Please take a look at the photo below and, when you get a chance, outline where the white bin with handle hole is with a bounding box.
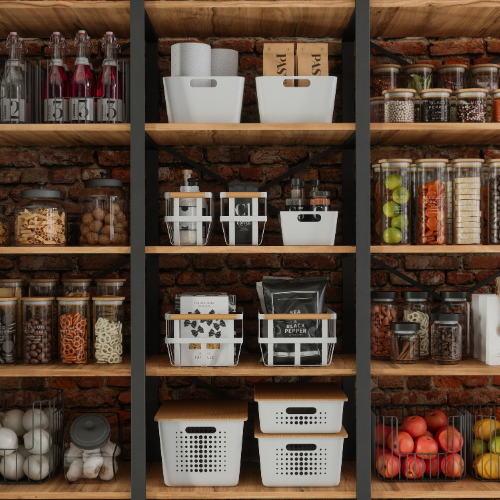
[255,418,347,487]
[156,399,248,487]
[163,76,245,123]
[255,383,347,434]
[280,211,338,246]
[256,76,337,123]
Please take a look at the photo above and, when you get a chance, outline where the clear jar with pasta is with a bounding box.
[93,297,124,364]
[95,278,126,297]
[383,89,415,123]
[370,97,385,123]
[371,64,401,97]
[22,297,54,365]
[456,89,488,122]
[440,291,470,359]
[437,63,467,93]
[0,298,19,364]
[402,63,434,94]
[0,205,11,246]
[401,291,431,358]
[470,63,500,92]
[62,278,91,298]
[58,297,90,364]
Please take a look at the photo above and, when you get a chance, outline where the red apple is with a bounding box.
[440,453,464,478]
[402,455,424,479]
[414,435,439,460]
[423,431,434,438]
[375,424,392,445]
[402,415,427,439]
[435,425,463,453]
[387,430,414,457]
[376,452,400,479]
[375,446,388,459]
[424,456,440,477]
[424,410,448,433]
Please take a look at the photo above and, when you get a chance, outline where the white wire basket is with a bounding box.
[220,192,267,246]
[254,383,347,434]
[165,310,243,367]
[280,211,338,246]
[255,418,347,487]
[258,309,337,367]
[164,192,213,246]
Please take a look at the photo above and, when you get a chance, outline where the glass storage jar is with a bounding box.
[93,297,124,364]
[440,291,470,359]
[0,205,11,246]
[452,159,483,245]
[67,212,80,246]
[390,322,420,364]
[15,183,67,246]
[379,159,411,245]
[431,312,462,365]
[470,63,500,92]
[410,164,417,245]
[401,291,431,358]
[483,164,489,244]
[416,159,447,245]
[414,96,421,122]
[79,174,129,246]
[58,297,90,364]
[445,164,453,244]
[371,63,401,97]
[488,160,500,244]
[450,97,457,122]
[0,298,19,364]
[64,412,122,484]
[22,297,54,365]
[420,89,452,122]
[487,94,493,122]
[371,291,398,360]
[372,164,381,245]
[383,89,416,123]
[0,279,24,359]
[403,63,434,94]
[62,278,91,297]
[95,278,126,297]
[370,97,385,123]
[437,63,468,93]
[456,89,488,122]
[310,191,330,211]
[492,89,500,122]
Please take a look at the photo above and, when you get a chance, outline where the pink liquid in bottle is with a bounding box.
[44,32,69,123]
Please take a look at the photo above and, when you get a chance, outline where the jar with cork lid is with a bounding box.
[93,297,124,364]
[62,278,92,297]
[22,297,54,365]
[95,278,126,297]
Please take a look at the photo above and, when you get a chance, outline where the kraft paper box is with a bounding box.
[296,43,329,87]
[263,43,295,87]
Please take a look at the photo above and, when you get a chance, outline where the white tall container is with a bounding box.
[156,400,248,487]
[171,42,211,87]
[211,48,238,76]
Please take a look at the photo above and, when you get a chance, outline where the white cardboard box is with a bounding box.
[485,295,500,366]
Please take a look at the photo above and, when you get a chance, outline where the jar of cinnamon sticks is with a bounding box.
[390,322,420,364]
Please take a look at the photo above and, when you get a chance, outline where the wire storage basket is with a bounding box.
[371,404,465,482]
[258,309,336,367]
[0,388,64,484]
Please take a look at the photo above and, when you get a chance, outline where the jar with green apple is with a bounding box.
[372,164,381,244]
[379,159,411,245]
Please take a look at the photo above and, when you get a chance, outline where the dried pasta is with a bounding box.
[403,309,430,357]
[95,317,123,364]
[16,208,66,246]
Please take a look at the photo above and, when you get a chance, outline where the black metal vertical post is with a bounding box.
[356,0,371,497]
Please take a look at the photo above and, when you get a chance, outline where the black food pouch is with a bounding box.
[228,182,258,245]
[262,276,328,366]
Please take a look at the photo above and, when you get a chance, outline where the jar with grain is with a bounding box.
[470,63,500,92]
[93,297,124,364]
[58,297,90,364]
[437,63,468,93]
[371,291,398,360]
[370,97,385,123]
[390,322,420,364]
[420,89,452,122]
[431,312,462,365]
[95,278,126,297]
[401,291,430,358]
[0,298,19,364]
[79,174,129,246]
[62,278,92,297]
[402,63,434,94]
[456,89,488,122]
[439,291,470,359]
[371,64,401,97]
[0,206,11,246]
[21,297,54,365]
[383,89,416,123]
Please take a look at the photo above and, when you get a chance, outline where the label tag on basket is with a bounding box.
[263,43,295,87]
[296,43,328,88]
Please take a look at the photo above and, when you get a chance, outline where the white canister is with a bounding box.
[171,42,211,87]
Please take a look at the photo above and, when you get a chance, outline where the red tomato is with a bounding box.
[435,425,463,453]
[424,456,440,476]
[440,453,464,478]
[423,431,434,438]
[424,410,448,433]
[375,424,392,445]
[402,415,427,439]
[414,435,439,459]
[402,455,424,479]
[376,452,400,479]
[387,430,414,457]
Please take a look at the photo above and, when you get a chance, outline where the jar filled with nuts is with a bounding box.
[431,312,462,365]
[58,297,90,364]
[61,278,91,297]
[79,174,129,246]
[15,183,67,246]
[21,297,54,365]
[440,290,470,358]
[95,278,126,297]
[371,291,398,360]
[0,205,11,246]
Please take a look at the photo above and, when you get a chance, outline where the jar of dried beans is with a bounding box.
[416,159,447,245]
[79,173,129,246]
[492,89,500,122]
[420,89,452,122]
[93,297,124,364]
[0,206,11,247]
[62,278,92,297]
[58,297,90,364]
[22,297,54,365]
[437,63,468,94]
[456,89,488,122]
[383,89,416,123]
[370,97,384,123]
[470,63,500,92]
[390,322,420,364]
[371,63,401,97]
[15,183,67,246]
[371,291,398,360]
[402,63,434,94]
[95,278,126,297]
[431,312,462,365]
[401,291,430,358]
[488,160,500,244]
[439,291,470,359]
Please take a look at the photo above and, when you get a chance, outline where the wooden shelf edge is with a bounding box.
[146,246,355,254]
[0,246,131,254]
[372,245,500,254]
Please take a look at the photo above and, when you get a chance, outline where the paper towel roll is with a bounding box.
[171,43,211,87]
[211,49,239,77]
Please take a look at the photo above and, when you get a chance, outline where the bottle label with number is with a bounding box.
[2,98,26,123]
[70,97,94,122]
[97,98,123,123]
[44,98,68,123]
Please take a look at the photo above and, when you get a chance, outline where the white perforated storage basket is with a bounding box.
[255,419,347,487]
[255,383,347,434]
[156,400,248,487]
[280,211,338,246]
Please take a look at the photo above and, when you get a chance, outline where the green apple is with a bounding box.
[489,436,500,454]
[471,439,488,456]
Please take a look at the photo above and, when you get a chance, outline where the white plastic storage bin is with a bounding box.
[255,418,347,487]
[256,76,337,123]
[155,400,248,487]
[165,192,213,246]
[163,76,245,123]
[165,310,243,367]
[280,211,338,246]
[220,192,267,246]
[254,383,347,434]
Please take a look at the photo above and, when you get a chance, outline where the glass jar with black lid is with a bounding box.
[401,291,430,358]
[371,291,398,360]
[431,312,462,365]
[286,179,307,211]
[439,290,470,358]
[390,322,420,364]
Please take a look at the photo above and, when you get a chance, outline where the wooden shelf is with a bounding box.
[372,245,500,254]
[371,123,500,146]
[0,462,130,499]
[372,357,499,376]
[0,1,130,39]
[146,461,356,499]
[371,0,500,38]
[146,124,355,147]
[1,356,131,377]
[146,353,356,377]
[0,125,130,147]
[0,246,130,254]
[146,246,355,254]
[145,1,354,38]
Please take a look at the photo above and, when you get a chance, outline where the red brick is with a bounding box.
[177,271,202,285]
[430,39,484,55]
[282,254,337,270]
[0,171,20,184]
[158,167,170,182]
[419,271,445,286]
[493,376,500,386]
[371,256,399,269]
[487,39,500,53]
[250,149,308,165]
[264,166,288,181]
[202,166,239,181]
[20,168,48,184]
[112,169,130,183]
[245,376,272,386]
[389,271,417,286]
[0,258,13,270]
[0,189,8,200]
[205,269,238,285]
[159,389,172,403]
[193,254,224,269]
[65,390,117,408]
[464,255,500,269]
[240,167,263,181]
[320,168,342,183]
[51,169,79,184]
[20,256,73,271]
[39,150,93,166]
[159,273,176,286]
[118,391,131,406]
[97,151,130,167]
[434,375,462,388]
[78,255,129,271]
[214,377,240,388]
[0,378,21,389]
[0,151,36,167]
[448,389,500,405]
[405,255,460,270]
[107,376,131,388]
[407,376,432,390]
[212,39,255,52]
[158,39,202,55]
[159,148,203,164]
[82,168,106,180]
[372,41,427,56]
[78,376,105,389]
[227,254,280,269]
[371,391,391,404]
[158,255,189,269]
[48,377,77,389]
[378,376,404,389]
[463,375,489,387]
[239,57,263,71]
[446,271,474,285]
[393,390,447,405]
[205,148,248,163]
